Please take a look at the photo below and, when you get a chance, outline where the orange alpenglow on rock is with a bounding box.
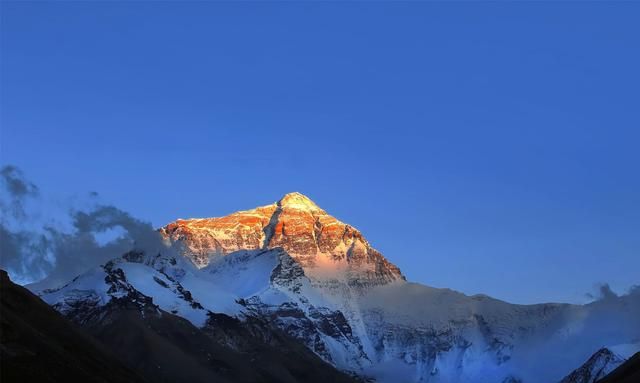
[160,192,404,288]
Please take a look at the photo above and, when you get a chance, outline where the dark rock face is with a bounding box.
[270,249,306,292]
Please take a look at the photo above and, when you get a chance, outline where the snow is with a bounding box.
[253,287,294,307]
[364,359,417,383]
[39,267,111,307]
[116,263,210,326]
[321,333,363,371]
[608,342,640,359]
[279,192,322,211]
[202,250,279,298]
[179,273,242,316]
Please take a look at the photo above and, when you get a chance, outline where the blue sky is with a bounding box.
[1,2,639,304]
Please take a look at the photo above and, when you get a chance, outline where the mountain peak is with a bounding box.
[277,192,321,211]
[160,193,405,286]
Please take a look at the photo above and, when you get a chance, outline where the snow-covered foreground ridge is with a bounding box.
[36,192,640,383]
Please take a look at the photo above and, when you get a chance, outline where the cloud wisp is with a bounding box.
[0,165,178,287]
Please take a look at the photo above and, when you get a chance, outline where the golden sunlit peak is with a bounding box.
[278,192,321,211]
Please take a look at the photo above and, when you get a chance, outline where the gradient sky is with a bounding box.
[2,2,639,304]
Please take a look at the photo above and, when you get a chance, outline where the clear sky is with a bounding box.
[1,2,639,304]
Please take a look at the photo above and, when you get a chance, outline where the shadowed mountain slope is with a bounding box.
[0,269,146,383]
[598,352,640,383]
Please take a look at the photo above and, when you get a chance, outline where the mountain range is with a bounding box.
[6,192,639,382]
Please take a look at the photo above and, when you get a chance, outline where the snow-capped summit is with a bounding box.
[278,191,323,212]
[160,192,404,289]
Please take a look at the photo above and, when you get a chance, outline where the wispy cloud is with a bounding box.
[0,165,177,287]
[0,165,39,220]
